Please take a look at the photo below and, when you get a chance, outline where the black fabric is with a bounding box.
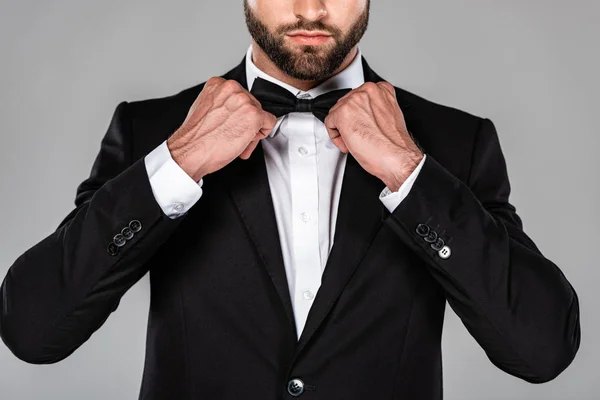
[250,76,352,122]
[0,53,580,400]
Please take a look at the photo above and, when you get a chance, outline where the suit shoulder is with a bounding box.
[392,84,485,129]
[111,81,209,159]
[390,85,489,181]
[125,81,208,118]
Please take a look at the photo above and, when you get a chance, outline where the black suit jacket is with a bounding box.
[0,54,580,399]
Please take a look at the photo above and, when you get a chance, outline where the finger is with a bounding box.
[187,80,220,119]
[203,76,225,96]
[377,81,395,96]
[258,110,278,138]
[185,100,200,119]
[246,91,264,110]
[205,76,224,88]
[377,81,400,108]
[239,139,260,160]
[329,131,349,153]
[324,113,349,153]
[251,131,265,141]
[327,93,351,116]
[243,123,273,160]
[214,79,245,107]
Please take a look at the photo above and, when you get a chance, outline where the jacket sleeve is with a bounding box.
[384,117,581,383]
[0,101,188,364]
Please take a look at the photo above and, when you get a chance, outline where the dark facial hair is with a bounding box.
[243,0,370,81]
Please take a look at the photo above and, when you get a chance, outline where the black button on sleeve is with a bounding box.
[129,220,142,233]
[431,237,445,251]
[113,233,126,247]
[121,226,134,240]
[107,242,119,256]
[424,230,438,243]
[415,223,430,237]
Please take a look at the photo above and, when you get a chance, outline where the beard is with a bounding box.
[243,0,370,81]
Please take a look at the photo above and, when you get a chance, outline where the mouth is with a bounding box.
[286,31,332,45]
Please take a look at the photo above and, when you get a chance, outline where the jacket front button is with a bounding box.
[107,242,119,256]
[287,378,305,397]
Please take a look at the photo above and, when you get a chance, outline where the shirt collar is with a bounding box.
[245,43,365,138]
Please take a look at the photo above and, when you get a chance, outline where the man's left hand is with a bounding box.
[324,81,424,192]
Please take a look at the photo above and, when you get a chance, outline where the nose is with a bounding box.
[293,0,328,21]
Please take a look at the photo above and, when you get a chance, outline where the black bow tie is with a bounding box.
[249,76,352,123]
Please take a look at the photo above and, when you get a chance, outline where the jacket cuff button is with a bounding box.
[121,226,134,240]
[129,220,142,233]
[107,242,119,256]
[415,223,430,237]
[438,245,451,259]
[424,230,438,243]
[113,233,126,247]
[431,237,445,251]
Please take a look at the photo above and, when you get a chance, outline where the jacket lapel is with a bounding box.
[220,53,414,355]
[221,56,298,337]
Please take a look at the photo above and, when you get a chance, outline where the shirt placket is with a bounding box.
[289,103,322,337]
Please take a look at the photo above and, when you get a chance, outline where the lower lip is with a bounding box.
[287,35,331,45]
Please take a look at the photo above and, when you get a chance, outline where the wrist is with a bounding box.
[383,151,423,192]
[167,136,207,182]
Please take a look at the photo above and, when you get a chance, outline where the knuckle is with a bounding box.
[380,81,395,93]
[224,92,251,111]
[363,82,377,91]
[206,76,223,86]
[240,102,260,117]
[221,79,240,92]
[232,91,249,103]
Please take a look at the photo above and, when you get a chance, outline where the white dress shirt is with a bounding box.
[143,44,426,339]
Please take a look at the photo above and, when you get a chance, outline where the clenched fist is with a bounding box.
[166,76,278,182]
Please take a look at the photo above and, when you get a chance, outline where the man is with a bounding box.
[0,0,580,399]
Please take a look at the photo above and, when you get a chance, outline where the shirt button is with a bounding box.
[298,146,308,155]
[173,202,185,213]
[300,212,311,223]
[302,289,314,300]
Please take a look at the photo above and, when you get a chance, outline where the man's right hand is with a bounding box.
[167,76,278,182]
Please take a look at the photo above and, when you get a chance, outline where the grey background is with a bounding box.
[0,0,598,399]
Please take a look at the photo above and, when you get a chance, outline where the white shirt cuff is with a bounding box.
[379,154,426,213]
[144,140,203,219]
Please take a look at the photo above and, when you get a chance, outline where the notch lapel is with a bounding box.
[221,56,298,336]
